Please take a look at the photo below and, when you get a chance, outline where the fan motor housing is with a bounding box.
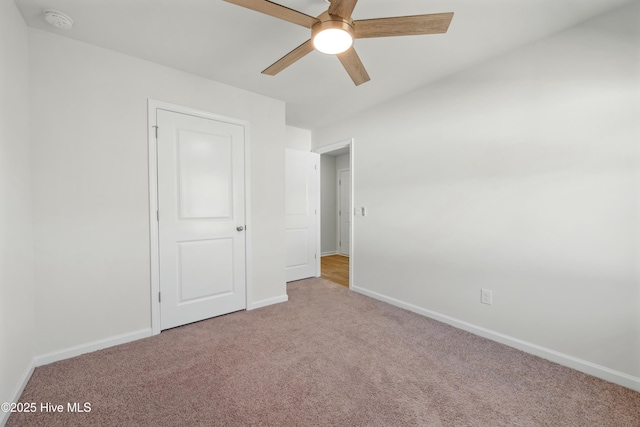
[311,14,355,40]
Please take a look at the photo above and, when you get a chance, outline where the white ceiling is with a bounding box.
[15,0,634,129]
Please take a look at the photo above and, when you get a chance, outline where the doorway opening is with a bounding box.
[314,139,353,289]
[321,254,349,287]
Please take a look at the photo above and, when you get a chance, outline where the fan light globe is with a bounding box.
[313,28,353,54]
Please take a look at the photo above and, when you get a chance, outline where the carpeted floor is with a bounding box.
[7,278,640,426]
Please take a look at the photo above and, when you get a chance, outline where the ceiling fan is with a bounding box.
[224,0,454,86]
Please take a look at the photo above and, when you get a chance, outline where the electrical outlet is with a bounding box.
[481,289,493,305]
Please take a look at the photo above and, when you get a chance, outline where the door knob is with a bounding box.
[236,226,244,232]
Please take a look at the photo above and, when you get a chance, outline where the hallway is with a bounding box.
[320,255,349,287]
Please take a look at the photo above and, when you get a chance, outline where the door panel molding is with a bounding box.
[148,100,252,335]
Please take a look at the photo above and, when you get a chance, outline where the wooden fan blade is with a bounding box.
[262,39,315,76]
[337,47,370,86]
[328,0,359,19]
[354,12,454,39]
[224,0,319,28]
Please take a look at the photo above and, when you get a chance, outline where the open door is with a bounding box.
[285,149,319,282]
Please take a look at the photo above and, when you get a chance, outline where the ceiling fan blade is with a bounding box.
[328,0,359,19]
[337,47,370,86]
[262,39,315,76]
[354,12,454,39]
[224,0,319,28]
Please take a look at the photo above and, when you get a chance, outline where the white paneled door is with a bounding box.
[157,109,246,330]
[338,169,351,256]
[285,149,319,282]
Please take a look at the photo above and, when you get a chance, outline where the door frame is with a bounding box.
[313,138,354,289]
[337,167,350,257]
[148,99,252,335]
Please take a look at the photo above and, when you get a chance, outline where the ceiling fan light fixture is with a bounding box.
[225,0,454,86]
[312,19,354,55]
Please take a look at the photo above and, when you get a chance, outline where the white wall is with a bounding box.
[321,155,337,254]
[336,153,350,172]
[0,0,35,415]
[29,29,286,357]
[285,126,311,151]
[314,2,640,387]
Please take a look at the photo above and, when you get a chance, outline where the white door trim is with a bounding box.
[313,139,352,155]
[148,99,252,335]
[315,154,321,277]
[313,138,354,289]
[337,167,350,257]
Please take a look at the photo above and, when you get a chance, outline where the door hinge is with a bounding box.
[156,210,159,221]
[339,210,341,216]
[153,126,158,139]
[158,292,161,303]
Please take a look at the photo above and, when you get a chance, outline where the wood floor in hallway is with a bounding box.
[321,255,349,287]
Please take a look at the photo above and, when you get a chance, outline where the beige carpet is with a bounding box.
[8,278,640,426]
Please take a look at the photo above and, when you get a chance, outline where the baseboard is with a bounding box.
[1,361,35,427]
[321,251,337,257]
[248,294,288,310]
[352,285,640,393]
[34,328,153,367]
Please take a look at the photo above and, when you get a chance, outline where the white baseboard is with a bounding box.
[321,251,337,257]
[352,285,640,393]
[248,294,288,310]
[34,328,153,367]
[1,361,35,427]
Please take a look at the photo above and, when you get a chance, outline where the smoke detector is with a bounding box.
[43,9,74,29]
